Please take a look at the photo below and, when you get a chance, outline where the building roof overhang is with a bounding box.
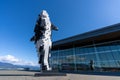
[52,23,120,50]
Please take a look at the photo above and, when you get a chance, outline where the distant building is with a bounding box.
[50,23,120,72]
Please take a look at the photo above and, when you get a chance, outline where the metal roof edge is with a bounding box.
[53,23,120,46]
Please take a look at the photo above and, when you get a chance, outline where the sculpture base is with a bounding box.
[34,71,66,76]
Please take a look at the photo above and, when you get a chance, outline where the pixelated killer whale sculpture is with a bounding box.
[30,10,58,71]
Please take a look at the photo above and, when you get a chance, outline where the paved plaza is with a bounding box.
[0,70,120,80]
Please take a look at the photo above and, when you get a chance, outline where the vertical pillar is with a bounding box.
[57,48,61,71]
[93,40,101,68]
[73,44,77,71]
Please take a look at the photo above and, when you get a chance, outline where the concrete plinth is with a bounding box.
[34,71,66,76]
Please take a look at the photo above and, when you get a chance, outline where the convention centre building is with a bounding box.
[50,23,120,72]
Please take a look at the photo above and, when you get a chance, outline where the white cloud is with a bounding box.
[0,55,19,63]
[0,55,38,66]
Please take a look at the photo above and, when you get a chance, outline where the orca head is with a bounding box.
[40,10,49,19]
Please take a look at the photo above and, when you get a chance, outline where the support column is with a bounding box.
[73,45,77,71]
[58,48,62,71]
[92,40,101,68]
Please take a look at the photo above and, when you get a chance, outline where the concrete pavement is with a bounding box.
[0,70,120,80]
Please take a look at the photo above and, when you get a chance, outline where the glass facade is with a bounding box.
[50,40,120,71]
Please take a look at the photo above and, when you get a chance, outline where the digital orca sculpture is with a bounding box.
[30,10,58,71]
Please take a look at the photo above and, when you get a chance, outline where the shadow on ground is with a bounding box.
[0,74,33,76]
[63,71,120,77]
[0,70,66,77]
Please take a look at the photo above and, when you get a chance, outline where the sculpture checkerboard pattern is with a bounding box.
[30,10,58,71]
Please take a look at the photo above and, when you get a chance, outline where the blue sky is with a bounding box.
[0,0,120,66]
